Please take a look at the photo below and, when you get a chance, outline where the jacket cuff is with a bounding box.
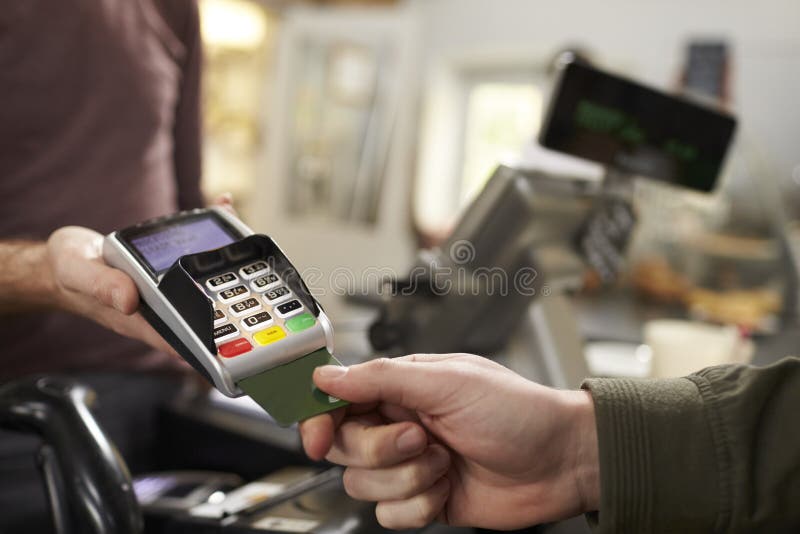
[581,377,721,533]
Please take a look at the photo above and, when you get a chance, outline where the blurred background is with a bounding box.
[10,3,799,532]
[198,0,800,331]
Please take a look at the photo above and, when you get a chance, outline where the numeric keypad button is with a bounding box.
[229,297,262,317]
[205,273,239,292]
[218,285,250,304]
[251,273,280,292]
[242,311,273,331]
[263,286,291,304]
[239,261,269,280]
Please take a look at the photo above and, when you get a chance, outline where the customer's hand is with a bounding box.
[299,354,599,530]
[45,226,178,357]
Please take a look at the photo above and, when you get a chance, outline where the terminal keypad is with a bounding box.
[204,261,316,359]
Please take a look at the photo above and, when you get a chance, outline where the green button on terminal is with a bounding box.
[285,313,315,332]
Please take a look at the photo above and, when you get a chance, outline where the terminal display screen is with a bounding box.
[130,216,236,273]
[539,62,737,192]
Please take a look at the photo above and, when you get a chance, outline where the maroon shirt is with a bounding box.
[0,0,204,379]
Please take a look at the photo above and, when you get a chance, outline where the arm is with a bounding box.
[584,356,800,533]
[0,241,56,313]
[300,354,800,532]
[0,227,175,355]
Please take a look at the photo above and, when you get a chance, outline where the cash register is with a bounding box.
[369,60,737,387]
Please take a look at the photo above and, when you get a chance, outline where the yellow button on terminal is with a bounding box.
[253,326,286,346]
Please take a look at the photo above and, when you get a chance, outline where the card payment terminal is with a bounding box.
[103,207,348,426]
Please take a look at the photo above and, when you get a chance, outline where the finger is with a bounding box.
[348,401,379,416]
[343,444,450,501]
[375,477,450,530]
[378,403,421,424]
[59,259,139,315]
[313,358,454,413]
[213,192,233,207]
[128,314,179,357]
[185,370,214,395]
[111,312,179,357]
[326,419,427,468]
[212,193,237,216]
[299,408,347,461]
[62,259,139,314]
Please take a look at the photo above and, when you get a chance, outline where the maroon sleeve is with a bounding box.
[172,0,205,210]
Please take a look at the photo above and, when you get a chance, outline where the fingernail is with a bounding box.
[316,365,347,380]
[396,426,426,454]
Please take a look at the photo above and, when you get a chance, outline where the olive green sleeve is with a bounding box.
[582,357,800,533]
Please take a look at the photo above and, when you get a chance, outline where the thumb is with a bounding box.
[59,256,140,315]
[313,358,451,413]
[82,262,140,314]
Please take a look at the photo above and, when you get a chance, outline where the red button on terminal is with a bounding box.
[218,338,252,358]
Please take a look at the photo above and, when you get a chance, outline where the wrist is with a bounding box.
[569,390,600,512]
[0,241,59,312]
[26,242,61,308]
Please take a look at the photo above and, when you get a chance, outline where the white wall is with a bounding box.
[254,0,800,319]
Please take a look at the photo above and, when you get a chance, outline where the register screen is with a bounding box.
[130,217,236,273]
[540,62,736,192]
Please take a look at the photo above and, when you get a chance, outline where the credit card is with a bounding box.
[238,348,349,427]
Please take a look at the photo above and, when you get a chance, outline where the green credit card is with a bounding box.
[238,348,349,427]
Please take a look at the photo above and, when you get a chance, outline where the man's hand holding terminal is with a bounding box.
[299,354,600,530]
[0,196,237,358]
[0,226,176,356]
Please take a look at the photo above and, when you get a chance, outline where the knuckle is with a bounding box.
[341,469,361,499]
[375,505,393,529]
[456,354,480,368]
[368,357,393,374]
[402,463,428,494]
[375,504,412,530]
[415,494,441,526]
[428,447,450,475]
[405,353,432,363]
[363,437,384,468]
[47,227,69,248]
[361,424,396,468]
[323,450,340,465]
